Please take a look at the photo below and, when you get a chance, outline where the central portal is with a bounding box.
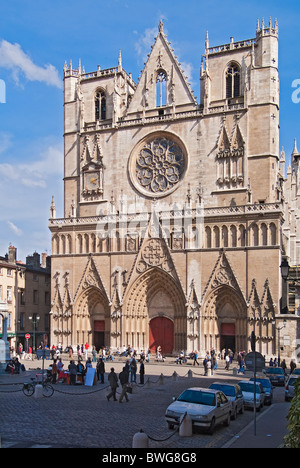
[149,317,174,354]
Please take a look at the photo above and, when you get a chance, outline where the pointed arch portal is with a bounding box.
[124,267,186,354]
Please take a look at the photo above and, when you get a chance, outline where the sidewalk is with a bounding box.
[223,402,290,448]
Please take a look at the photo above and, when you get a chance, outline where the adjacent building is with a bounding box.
[0,246,51,352]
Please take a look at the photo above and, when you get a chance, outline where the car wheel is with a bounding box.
[208,417,215,435]
[240,405,245,414]
[224,413,231,427]
[232,407,238,420]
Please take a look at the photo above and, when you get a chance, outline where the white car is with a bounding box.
[165,387,232,434]
[238,381,265,411]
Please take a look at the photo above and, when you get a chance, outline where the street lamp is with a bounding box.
[280,257,290,281]
[29,315,40,355]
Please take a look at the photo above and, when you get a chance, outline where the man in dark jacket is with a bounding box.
[119,366,130,403]
[107,368,118,401]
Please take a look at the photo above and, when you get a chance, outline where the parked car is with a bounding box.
[238,381,265,411]
[265,367,286,386]
[285,376,300,402]
[292,368,300,376]
[249,377,274,405]
[209,382,244,419]
[165,387,231,434]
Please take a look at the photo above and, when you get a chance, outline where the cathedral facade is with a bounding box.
[49,19,294,358]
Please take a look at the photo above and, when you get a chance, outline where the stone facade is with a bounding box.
[0,247,51,351]
[49,19,297,358]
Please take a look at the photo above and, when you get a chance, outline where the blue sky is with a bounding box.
[0,0,299,261]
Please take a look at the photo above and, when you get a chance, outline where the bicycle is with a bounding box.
[22,378,54,398]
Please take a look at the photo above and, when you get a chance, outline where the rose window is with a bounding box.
[131,135,186,196]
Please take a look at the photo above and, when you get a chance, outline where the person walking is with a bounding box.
[290,359,297,375]
[203,352,209,376]
[84,342,89,361]
[97,358,105,384]
[51,359,58,384]
[119,366,130,403]
[68,360,77,385]
[193,350,200,366]
[139,358,145,384]
[107,368,118,401]
[130,357,137,383]
[225,354,230,371]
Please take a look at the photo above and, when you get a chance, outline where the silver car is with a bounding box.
[209,382,244,419]
[165,387,232,434]
[285,376,300,401]
[238,381,265,411]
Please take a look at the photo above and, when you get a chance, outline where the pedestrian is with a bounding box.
[68,360,77,385]
[84,342,89,361]
[290,359,297,374]
[281,359,287,375]
[97,358,105,383]
[119,366,130,403]
[92,346,97,362]
[147,348,151,362]
[77,360,85,384]
[237,353,245,374]
[203,353,209,376]
[107,367,118,401]
[130,357,137,383]
[139,358,145,384]
[269,357,274,367]
[225,354,230,371]
[51,359,58,384]
[193,350,199,366]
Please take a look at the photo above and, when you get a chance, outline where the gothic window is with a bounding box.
[222,226,228,248]
[226,63,240,99]
[95,89,106,121]
[261,223,268,246]
[156,70,167,107]
[270,223,277,246]
[205,227,212,249]
[230,225,237,247]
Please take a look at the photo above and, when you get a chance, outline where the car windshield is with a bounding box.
[250,378,271,388]
[177,390,216,406]
[239,382,261,393]
[288,378,297,387]
[266,368,284,374]
[209,384,235,397]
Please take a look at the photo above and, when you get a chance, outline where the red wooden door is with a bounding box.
[149,317,174,354]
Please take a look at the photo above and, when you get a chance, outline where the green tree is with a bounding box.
[284,378,300,448]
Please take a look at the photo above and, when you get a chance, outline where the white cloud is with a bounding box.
[0,132,13,155]
[135,27,158,64]
[7,221,22,236]
[0,40,62,89]
[0,143,63,188]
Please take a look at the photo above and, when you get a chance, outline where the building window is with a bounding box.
[226,64,240,99]
[20,313,25,330]
[7,286,12,303]
[20,289,25,305]
[156,70,167,107]
[33,290,39,305]
[95,89,106,121]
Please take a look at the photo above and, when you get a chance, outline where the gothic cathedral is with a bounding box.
[49,20,293,358]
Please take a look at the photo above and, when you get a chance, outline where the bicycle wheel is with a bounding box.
[42,384,54,397]
[23,383,35,397]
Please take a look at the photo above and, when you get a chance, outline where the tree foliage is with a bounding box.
[284,378,300,448]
